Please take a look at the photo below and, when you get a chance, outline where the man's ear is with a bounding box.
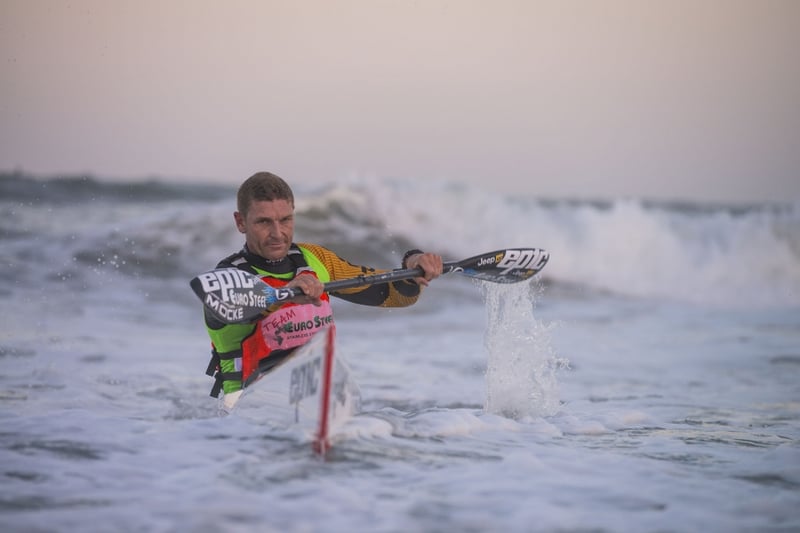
[234,211,246,233]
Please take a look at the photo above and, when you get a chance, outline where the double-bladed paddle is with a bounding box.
[191,247,549,324]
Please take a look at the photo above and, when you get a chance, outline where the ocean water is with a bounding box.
[1,173,799,532]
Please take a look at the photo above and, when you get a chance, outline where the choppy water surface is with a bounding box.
[1,174,798,532]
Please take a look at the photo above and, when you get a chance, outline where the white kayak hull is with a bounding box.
[220,326,360,454]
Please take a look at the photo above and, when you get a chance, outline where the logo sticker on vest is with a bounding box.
[260,301,334,351]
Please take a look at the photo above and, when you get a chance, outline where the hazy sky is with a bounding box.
[2,0,799,202]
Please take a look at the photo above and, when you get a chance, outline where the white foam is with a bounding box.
[321,177,800,308]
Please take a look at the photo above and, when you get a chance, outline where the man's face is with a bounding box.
[234,199,295,261]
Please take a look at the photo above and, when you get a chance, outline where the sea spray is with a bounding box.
[480,281,566,419]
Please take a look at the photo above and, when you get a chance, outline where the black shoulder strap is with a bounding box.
[286,244,311,273]
[216,249,259,274]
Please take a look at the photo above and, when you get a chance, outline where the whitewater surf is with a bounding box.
[1,173,798,532]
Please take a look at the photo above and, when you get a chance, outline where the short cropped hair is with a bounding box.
[237,172,295,217]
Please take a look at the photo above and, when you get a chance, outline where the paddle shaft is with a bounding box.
[322,263,458,294]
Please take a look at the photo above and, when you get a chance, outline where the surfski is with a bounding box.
[220,326,360,455]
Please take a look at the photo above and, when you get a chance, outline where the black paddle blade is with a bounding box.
[189,268,292,324]
[451,248,549,283]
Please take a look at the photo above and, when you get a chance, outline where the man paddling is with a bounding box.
[203,171,443,399]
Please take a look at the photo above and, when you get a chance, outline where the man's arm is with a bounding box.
[300,243,441,307]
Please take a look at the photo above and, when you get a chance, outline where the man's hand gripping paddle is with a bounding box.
[190,248,549,325]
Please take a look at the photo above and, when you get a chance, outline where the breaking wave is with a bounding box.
[3,172,799,307]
